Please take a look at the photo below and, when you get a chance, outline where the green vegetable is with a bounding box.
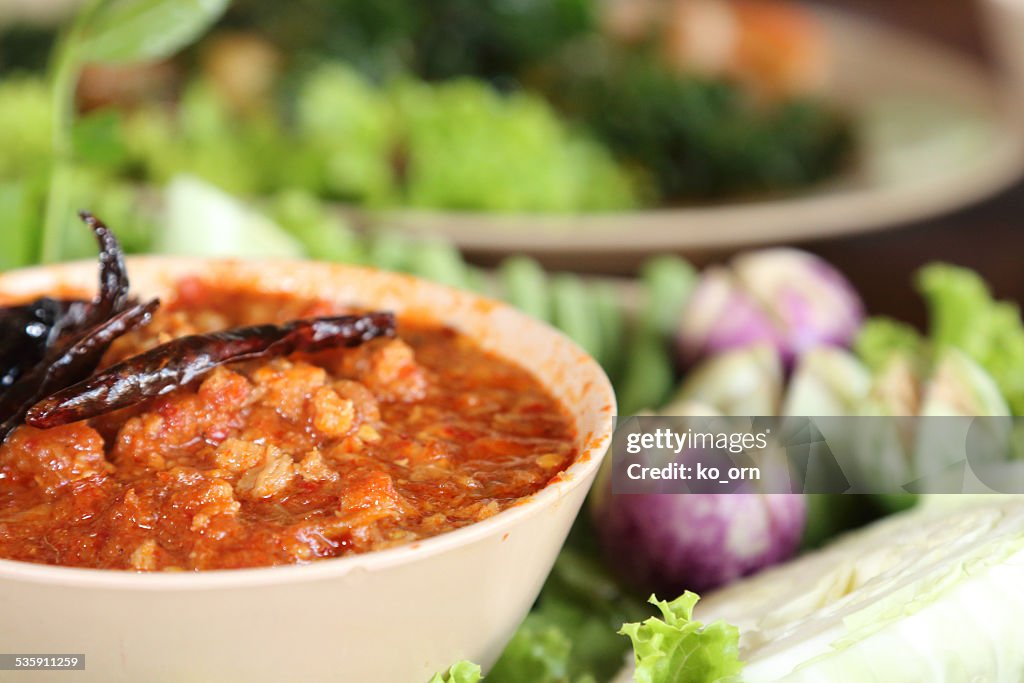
[365,230,413,273]
[618,593,743,683]
[296,64,397,204]
[554,51,851,202]
[637,257,697,336]
[616,256,697,414]
[270,189,366,263]
[408,241,471,290]
[463,267,493,296]
[499,256,551,323]
[551,274,602,361]
[490,543,649,683]
[122,81,291,196]
[392,77,636,213]
[226,0,594,83]
[0,181,42,270]
[917,264,1024,415]
[157,175,305,258]
[58,58,636,217]
[75,0,230,64]
[616,332,675,416]
[72,110,130,170]
[428,661,484,683]
[41,0,231,262]
[408,0,595,82]
[854,317,925,372]
[488,616,575,683]
[0,78,52,181]
[593,283,626,379]
[857,264,1024,415]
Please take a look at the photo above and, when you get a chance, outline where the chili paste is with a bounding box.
[0,280,578,570]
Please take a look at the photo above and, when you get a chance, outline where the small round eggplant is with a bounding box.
[678,249,864,368]
[593,489,806,595]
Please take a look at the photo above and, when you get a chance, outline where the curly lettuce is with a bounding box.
[391,77,636,212]
[429,661,484,683]
[619,593,743,683]
[296,64,398,204]
[489,546,648,683]
[916,264,1024,414]
[432,588,741,683]
[855,317,925,373]
[854,264,1024,415]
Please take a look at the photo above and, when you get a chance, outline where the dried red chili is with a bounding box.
[0,212,149,441]
[1,212,396,442]
[0,299,160,438]
[26,312,396,428]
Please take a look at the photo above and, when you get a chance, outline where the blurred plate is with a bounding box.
[354,6,1024,270]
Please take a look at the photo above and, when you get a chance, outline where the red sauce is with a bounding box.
[0,283,577,570]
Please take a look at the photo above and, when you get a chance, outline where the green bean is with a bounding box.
[464,267,494,297]
[499,256,551,322]
[616,331,675,416]
[408,240,469,290]
[302,222,366,264]
[639,255,697,335]
[552,274,602,362]
[593,282,626,378]
[365,230,412,273]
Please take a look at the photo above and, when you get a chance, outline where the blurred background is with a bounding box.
[0,0,1022,329]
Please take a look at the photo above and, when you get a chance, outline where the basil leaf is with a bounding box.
[76,0,229,64]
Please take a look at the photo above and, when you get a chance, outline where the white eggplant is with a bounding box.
[671,345,783,416]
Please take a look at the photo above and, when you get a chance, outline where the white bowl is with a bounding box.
[0,258,616,683]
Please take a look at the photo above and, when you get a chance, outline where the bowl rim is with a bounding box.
[0,257,616,590]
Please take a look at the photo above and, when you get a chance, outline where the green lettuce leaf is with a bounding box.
[853,264,1024,415]
[489,527,649,683]
[916,264,1024,415]
[488,614,575,683]
[431,546,637,683]
[429,661,483,683]
[619,593,743,683]
[854,318,925,372]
